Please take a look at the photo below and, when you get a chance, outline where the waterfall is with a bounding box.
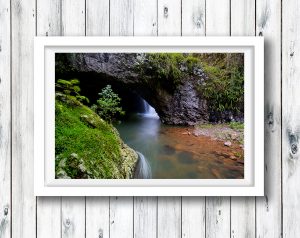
[141,100,159,119]
[134,151,152,179]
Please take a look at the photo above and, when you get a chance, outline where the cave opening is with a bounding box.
[56,71,159,119]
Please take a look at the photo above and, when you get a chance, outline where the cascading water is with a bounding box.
[134,151,152,179]
[141,99,159,119]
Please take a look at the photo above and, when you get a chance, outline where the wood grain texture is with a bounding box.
[85,2,110,238]
[133,2,158,238]
[134,197,157,238]
[157,197,181,238]
[62,197,85,238]
[206,0,230,36]
[205,1,231,237]
[206,198,230,238]
[158,0,181,35]
[181,2,206,237]
[60,1,86,238]
[110,0,134,36]
[61,0,85,36]
[0,0,10,237]
[86,197,110,238]
[256,0,282,237]
[110,197,133,238]
[36,1,62,237]
[230,1,256,237]
[86,0,109,36]
[11,0,36,237]
[37,197,61,238]
[182,197,205,238]
[182,0,205,36]
[134,0,157,36]
[282,0,300,237]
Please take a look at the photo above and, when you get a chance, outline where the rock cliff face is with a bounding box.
[58,53,209,125]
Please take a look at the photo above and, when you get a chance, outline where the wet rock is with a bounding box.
[224,141,232,147]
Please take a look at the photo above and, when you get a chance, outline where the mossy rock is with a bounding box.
[55,95,138,179]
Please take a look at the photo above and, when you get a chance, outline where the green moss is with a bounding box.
[137,53,201,91]
[55,95,137,179]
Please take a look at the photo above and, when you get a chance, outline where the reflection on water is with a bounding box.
[116,113,244,179]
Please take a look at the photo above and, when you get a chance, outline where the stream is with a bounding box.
[116,100,244,179]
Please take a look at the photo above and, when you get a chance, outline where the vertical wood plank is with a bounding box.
[256,0,282,237]
[62,0,86,36]
[85,1,110,237]
[157,0,181,35]
[230,1,256,237]
[110,0,134,36]
[60,1,86,238]
[182,197,205,238]
[182,0,205,36]
[36,1,62,237]
[110,197,133,238]
[86,0,109,36]
[37,197,61,238]
[86,197,109,238]
[206,198,230,238]
[11,0,36,237]
[134,197,157,238]
[205,1,231,237]
[157,2,182,237]
[181,1,206,237]
[157,197,181,238]
[206,0,230,36]
[133,1,158,238]
[109,2,134,238]
[134,0,157,36]
[282,0,300,237]
[0,0,11,237]
[62,197,85,238]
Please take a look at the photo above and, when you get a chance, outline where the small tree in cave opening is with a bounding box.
[92,85,125,123]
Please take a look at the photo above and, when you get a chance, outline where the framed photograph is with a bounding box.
[34,37,264,196]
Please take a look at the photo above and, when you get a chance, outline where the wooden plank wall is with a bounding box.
[0,0,296,237]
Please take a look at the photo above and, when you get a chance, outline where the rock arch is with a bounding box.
[56,53,209,125]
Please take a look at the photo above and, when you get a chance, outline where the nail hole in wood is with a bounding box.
[291,143,298,155]
[4,206,8,216]
[164,6,168,18]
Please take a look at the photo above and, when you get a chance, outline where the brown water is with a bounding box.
[116,113,244,179]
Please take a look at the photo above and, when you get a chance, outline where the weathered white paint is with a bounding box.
[0,0,10,237]
[110,197,133,238]
[158,0,181,35]
[36,1,62,237]
[282,0,300,237]
[182,0,205,36]
[205,1,231,237]
[157,197,181,238]
[230,1,256,237]
[86,197,110,238]
[60,2,86,238]
[0,0,291,237]
[256,0,282,237]
[11,0,36,237]
[181,1,206,237]
[133,2,158,238]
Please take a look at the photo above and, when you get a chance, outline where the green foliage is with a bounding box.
[56,78,89,103]
[138,53,201,91]
[197,54,244,115]
[55,98,124,179]
[92,85,125,123]
[228,122,244,130]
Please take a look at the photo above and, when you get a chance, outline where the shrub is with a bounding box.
[55,78,89,103]
[197,54,244,116]
[92,85,125,123]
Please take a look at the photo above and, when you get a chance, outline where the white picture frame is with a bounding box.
[34,36,264,196]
